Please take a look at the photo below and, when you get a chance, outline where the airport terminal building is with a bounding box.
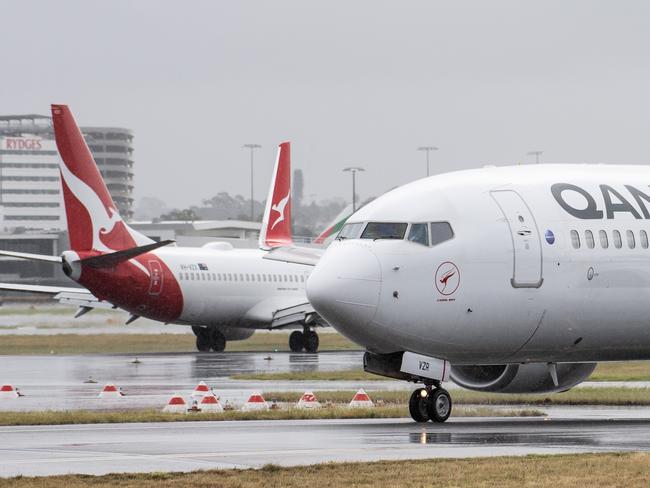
[0,114,135,232]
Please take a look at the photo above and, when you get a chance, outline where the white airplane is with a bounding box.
[290,164,650,422]
[0,104,325,352]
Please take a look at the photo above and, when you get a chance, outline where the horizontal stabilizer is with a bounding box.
[0,283,90,294]
[0,250,62,263]
[79,240,174,268]
[262,246,323,266]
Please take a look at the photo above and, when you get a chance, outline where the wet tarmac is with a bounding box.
[3,413,650,477]
[0,351,410,411]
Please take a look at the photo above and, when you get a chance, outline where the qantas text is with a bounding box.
[551,183,650,219]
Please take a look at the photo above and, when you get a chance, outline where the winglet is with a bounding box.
[259,142,293,249]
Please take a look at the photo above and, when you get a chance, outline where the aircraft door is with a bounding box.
[491,190,543,288]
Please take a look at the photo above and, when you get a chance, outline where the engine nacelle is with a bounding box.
[217,326,255,341]
[450,362,596,394]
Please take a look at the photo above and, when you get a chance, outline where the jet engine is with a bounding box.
[450,362,596,394]
[218,326,255,341]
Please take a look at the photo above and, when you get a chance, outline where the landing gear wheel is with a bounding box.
[427,388,452,423]
[289,331,305,352]
[304,330,319,353]
[408,388,430,423]
[194,328,211,352]
[209,328,226,352]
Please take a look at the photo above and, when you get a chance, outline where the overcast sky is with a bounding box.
[2,1,650,209]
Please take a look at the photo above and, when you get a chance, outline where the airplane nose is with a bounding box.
[307,242,381,342]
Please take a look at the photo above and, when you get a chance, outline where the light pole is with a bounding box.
[343,167,365,212]
[243,144,262,220]
[527,150,543,164]
[417,146,438,177]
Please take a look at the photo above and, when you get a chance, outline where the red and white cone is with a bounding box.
[191,381,211,397]
[200,394,224,413]
[349,389,374,408]
[242,392,269,412]
[163,393,188,413]
[296,391,321,409]
[98,383,123,399]
[0,384,19,399]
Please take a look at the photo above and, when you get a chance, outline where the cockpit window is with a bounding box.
[430,222,454,246]
[337,222,364,240]
[407,223,429,246]
[361,222,407,240]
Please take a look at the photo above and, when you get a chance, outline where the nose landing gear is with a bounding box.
[408,384,452,423]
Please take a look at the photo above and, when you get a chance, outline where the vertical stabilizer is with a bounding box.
[259,142,293,249]
[51,104,152,252]
[314,203,354,244]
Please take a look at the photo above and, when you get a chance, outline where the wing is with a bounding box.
[243,295,327,329]
[0,283,114,312]
[262,246,323,266]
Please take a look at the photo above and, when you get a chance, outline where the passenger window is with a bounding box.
[407,223,429,246]
[613,230,622,249]
[585,230,595,249]
[599,230,609,249]
[263,274,267,282]
[627,230,636,249]
[257,274,261,281]
[641,230,649,249]
[179,274,183,281]
[337,222,364,240]
[361,222,408,240]
[570,230,580,249]
[430,222,454,246]
[300,275,304,282]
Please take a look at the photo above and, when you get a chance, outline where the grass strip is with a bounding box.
[591,361,650,381]
[0,405,543,426]
[0,332,359,355]
[264,387,650,406]
[5,453,650,487]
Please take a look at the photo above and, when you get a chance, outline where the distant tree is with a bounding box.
[159,208,201,222]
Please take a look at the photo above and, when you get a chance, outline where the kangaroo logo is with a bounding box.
[270,190,290,230]
[435,261,460,296]
[59,159,124,252]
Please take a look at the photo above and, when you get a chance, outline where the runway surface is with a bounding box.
[3,411,650,477]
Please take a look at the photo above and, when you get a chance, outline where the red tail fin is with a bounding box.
[259,142,293,249]
[51,104,152,252]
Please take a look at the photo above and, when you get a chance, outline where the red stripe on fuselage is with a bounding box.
[77,252,183,322]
